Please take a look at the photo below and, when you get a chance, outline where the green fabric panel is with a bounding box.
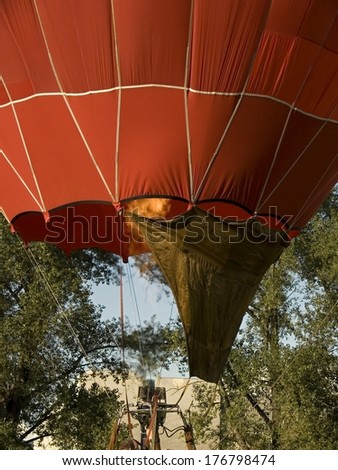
[131,208,288,383]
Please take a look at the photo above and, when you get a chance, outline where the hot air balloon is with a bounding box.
[0,0,337,382]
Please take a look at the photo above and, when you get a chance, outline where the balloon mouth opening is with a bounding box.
[8,197,299,260]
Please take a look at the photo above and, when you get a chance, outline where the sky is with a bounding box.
[90,263,187,378]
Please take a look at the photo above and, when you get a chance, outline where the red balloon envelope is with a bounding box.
[1,0,337,382]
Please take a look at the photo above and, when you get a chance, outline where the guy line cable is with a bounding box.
[16,233,113,398]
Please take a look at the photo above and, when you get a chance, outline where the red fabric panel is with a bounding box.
[248,35,337,118]
[325,14,338,53]
[198,97,290,209]
[0,0,337,251]
[114,0,191,87]
[266,0,337,45]
[118,88,190,201]
[259,118,338,228]
[36,0,117,92]
[250,0,338,118]
[0,159,42,221]
[296,48,338,119]
[0,0,58,103]
[297,0,338,46]
[0,106,43,218]
[266,0,312,36]
[68,92,118,197]
[11,204,127,256]
[15,96,112,209]
[10,198,190,258]
[190,0,270,92]
[247,33,316,104]
[188,93,239,194]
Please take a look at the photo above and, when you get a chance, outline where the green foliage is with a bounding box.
[2,187,337,450]
[47,382,125,450]
[293,189,338,298]
[188,382,220,447]
[124,314,175,379]
[161,318,189,376]
[185,189,338,450]
[0,216,129,449]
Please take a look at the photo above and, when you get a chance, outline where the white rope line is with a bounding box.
[289,157,337,230]
[184,0,194,201]
[0,149,45,212]
[22,241,99,370]
[1,86,336,124]
[193,92,244,202]
[33,0,115,203]
[158,297,177,382]
[255,104,338,214]
[1,78,47,212]
[110,0,123,202]
[126,262,145,367]
[17,234,120,398]
[168,299,177,324]
[0,206,10,222]
[193,0,275,202]
[105,322,123,357]
[254,108,294,216]
[70,258,123,356]
[254,11,338,215]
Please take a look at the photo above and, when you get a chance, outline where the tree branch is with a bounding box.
[225,363,272,427]
[20,409,54,440]
[24,433,52,445]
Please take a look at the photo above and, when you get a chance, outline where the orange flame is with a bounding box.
[124,198,171,256]
[125,198,171,218]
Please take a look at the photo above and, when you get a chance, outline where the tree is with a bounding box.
[0,215,170,449]
[183,189,338,449]
[186,250,298,450]
[4,185,336,450]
